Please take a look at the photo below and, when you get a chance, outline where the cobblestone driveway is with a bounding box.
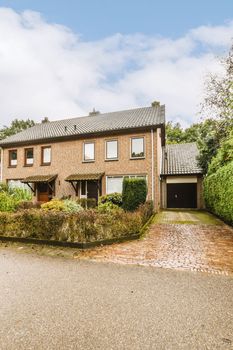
[80,211,233,275]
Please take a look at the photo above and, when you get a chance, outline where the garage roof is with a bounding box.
[161,143,203,175]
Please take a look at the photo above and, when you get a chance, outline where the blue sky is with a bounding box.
[0,1,232,127]
[1,0,233,40]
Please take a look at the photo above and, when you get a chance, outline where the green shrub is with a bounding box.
[137,201,154,225]
[63,199,83,213]
[98,202,123,213]
[41,199,83,213]
[122,178,147,211]
[0,184,33,212]
[0,200,154,243]
[16,201,41,210]
[77,198,97,209]
[99,193,122,206]
[41,199,66,212]
[204,161,233,225]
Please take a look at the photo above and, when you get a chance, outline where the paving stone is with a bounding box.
[79,211,233,275]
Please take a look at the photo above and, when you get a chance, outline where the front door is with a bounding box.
[37,182,54,202]
[87,181,99,202]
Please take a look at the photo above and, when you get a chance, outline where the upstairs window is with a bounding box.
[131,137,145,158]
[106,140,118,160]
[25,148,34,166]
[83,142,95,161]
[41,146,51,165]
[9,150,17,167]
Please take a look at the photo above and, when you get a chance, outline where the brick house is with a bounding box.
[0,103,204,209]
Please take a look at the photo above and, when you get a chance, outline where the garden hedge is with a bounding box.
[204,161,233,225]
[0,202,154,243]
[122,178,147,211]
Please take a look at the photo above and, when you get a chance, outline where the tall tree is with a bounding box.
[166,122,185,144]
[198,44,233,173]
[0,119,35,140]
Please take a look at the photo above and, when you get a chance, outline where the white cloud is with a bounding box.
[0,7,232,127]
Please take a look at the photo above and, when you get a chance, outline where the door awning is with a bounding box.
[65,173,104,182]
[21,174,57,183]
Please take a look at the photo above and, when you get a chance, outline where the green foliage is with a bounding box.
[166,122,200,144]
[0,202,154,243]
[166,118,230,174]
[196,118,223,174]
[41,199,66,212]
[207,132,233,175]
[204,161,233,225]
[16,201,41,210]
[98,202,123,213]
[166,122,185,144]
[0,184,32,212]
[0,118,35,140]
[63,199,83,213]
[122,178,147,211]
[41,199,83,213]
[137,201,154,225]
[76,198,97,208]
[99,192,122,206]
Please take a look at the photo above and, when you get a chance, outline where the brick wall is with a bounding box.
[2,129,160,210]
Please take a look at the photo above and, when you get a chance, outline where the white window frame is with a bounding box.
[106,174,147,194]
[83,142,95,162]
[41,146,51,165]
[130,137,145,159]
[105,139,118,160]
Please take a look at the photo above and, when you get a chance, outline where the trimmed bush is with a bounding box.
[0,201,154,243]
[99,193,122,206]
[122,178,147,211]
[204,161,233,225]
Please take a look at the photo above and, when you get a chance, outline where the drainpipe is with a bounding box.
[151,129,154,202]
[0,147,3,182]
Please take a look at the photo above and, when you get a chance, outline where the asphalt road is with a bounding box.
[0,250,232,350]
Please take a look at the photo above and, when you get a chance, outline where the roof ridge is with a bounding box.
[38,105,157,125]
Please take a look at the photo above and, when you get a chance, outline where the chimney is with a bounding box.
[151,101,160,108]
[41,117,49,123]
[89,108,100,116]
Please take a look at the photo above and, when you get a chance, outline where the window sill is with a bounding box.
[41,163,51,166]
[105,158,119,162]
[24,164,33,167]
[8,165,17,168]
[130,157,145,160]
[82,160,95,163]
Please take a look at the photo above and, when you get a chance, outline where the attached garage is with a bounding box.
[167,183,197,208]
[161,143,204,209]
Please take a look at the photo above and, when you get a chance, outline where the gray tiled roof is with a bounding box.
[162,143,203,175]
[0,105,165,147]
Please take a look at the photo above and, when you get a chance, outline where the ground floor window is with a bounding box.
[106,175,147,194]
[7,179,33,192]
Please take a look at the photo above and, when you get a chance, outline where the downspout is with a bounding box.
[0,147,3,182]
[151,129,154,202]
